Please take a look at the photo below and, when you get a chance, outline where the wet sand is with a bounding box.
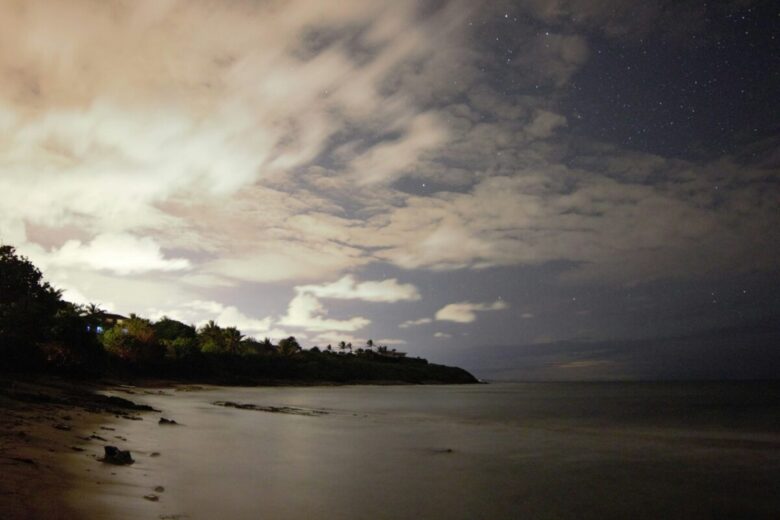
[0,377,159,520]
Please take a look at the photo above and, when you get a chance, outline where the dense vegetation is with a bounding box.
[0,245,477,384]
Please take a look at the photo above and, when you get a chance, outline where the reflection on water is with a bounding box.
[72,382,780,519]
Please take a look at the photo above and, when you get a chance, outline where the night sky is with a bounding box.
[1,0,778,379]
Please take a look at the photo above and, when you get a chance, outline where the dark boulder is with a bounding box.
[101,446,134,465]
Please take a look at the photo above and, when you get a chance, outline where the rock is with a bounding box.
[431,448,454,454]
[104,395,158,412]
[154,486,165,493]
[158,417,178,425]
[53,424,71,431]
[212,401,328,416]
[70,446,85,452]
[101,446,134,465]
[150,452,161,457]
[143,494,159,502]
[11,457,36,466]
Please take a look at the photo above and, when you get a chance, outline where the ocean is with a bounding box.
[70,382,780,519]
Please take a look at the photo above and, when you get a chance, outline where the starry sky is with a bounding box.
[1,0,778,380]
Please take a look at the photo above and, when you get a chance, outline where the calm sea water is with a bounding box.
[71,382,780,519]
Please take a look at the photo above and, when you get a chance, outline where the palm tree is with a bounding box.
[338,341,346,354]
[223,326,244,355]
[85,303,104,316]
[366,339,374,351]
[198,320,224,352]
[346,342,352,354]
[80,303,104,332]
[278,336,301,357]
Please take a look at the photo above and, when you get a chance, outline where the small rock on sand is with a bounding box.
[101,446,134,465]
[143,494,159,502]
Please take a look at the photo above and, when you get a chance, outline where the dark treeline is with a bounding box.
[0,245,476,384]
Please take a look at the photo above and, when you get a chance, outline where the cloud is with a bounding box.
[350,112,449,184]
[296,275,420,302]
[435,300,508,323]
[279,293,370,333]
[279,274,419,333]
[525,110,567,139]
[399,317,433,328]
[0,0,471,285]
[0,0,777,354]
[434,332,452,339]
[30,233,190,275]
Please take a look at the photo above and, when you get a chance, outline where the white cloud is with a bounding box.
[351,112,449,184]
[434,332,452,339]
[435,300,508,323]
[399,317,433,328]
[279,293,370,333]
[279,274,419,334]
[30,233,190,275]
[296,275,420,302]
[525,110,567,139]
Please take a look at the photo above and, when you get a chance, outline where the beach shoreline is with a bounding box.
[0,374,477,520]
[0,376,162,520]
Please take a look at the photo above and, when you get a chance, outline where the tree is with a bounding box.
[84,303,103,316]
[366,339,374,351]
[222,326,245,355]
[0,245,63,366]
[154,317,196,342]
[101,315,163,364]
[338,341,347,354]
[278,336,301,357]
[198,320,225,353]
[40,301,104,371]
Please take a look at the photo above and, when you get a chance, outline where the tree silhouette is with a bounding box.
[198,320,225,353]
[223,326,245,355]
[0,245,63,365]
[278,336,301,356]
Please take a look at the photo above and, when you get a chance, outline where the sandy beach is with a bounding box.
[0,377,160,520]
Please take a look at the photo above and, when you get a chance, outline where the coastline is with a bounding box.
[0,376,160,520]
[0,375,477,520]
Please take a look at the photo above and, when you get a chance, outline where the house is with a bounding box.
[89,312,127,334]
[376,347,407,358]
